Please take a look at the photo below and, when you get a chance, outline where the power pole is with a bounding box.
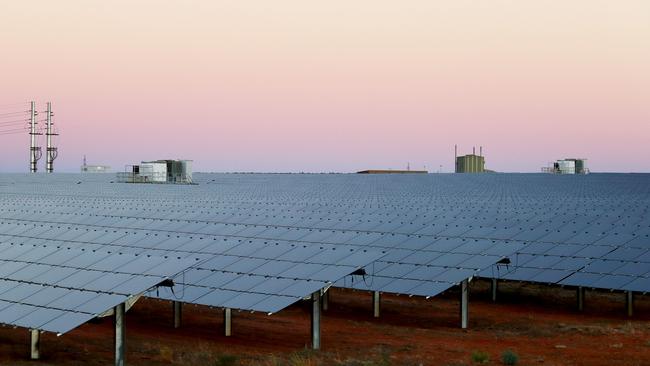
[45,102,58,173]
[29,101,42,173]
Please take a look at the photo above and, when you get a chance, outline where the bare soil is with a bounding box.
[1,280,648,366]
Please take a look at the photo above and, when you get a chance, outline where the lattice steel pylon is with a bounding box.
[29,101,42,173]
[45,102,58,173]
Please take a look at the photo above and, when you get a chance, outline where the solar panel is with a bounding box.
[0,240,194,334]
[1,171,648,324]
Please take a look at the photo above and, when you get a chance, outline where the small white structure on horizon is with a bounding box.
[136,162,168,183]
[542,158,589,175]
[117,159,193,184]
[81,156,111,173]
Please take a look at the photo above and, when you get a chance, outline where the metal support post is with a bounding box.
[224,308,232,336]
[460,279,469,329]
[321,289,329,311]
[577,287,585,312]
[372,291,381,318]
[173,301,182,328]
[491,278,498,302]
[626,291,634,317]
[311,291,321,350]
[114,303,125,366]
[30,329,40,360]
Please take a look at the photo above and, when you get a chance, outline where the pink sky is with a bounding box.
[1,1,648,173]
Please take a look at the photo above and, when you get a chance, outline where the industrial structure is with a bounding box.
[455,145,487,173]
[542,158,589,174]
[44,102,58,173]
[117,159,193,184]
[81,156,111,173]
[357,169,427,174]
[28,101,42,173]
[158,159,194,183]
[23,101,58,173]
[358,162,428,174]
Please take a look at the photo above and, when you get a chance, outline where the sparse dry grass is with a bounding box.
[0,284,648,366]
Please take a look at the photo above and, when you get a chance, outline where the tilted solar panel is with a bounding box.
[0,241,194,334]
[1,172,649,308]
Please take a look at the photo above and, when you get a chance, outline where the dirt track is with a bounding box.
[1,280,648,366]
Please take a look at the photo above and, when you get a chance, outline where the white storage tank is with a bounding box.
[180,160,193,183]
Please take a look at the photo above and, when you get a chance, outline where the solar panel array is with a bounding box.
[0,175,389,317]
[497,209,650,292]
[0,237,193,334]
[0,216,384,314]
[0,172,648,332]
[0,174,516,307]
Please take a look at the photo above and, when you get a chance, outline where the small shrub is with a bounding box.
[255,355,285,366]
[501,350,519,366]
[471,350,490,364]
[158,345,174,362]
[288,350,319,366]
[215,354,239,366]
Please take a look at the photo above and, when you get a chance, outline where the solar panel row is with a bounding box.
[0,201,506,300]
[0,217,384,314]
[0,240,193,334]
[1,172,648,337]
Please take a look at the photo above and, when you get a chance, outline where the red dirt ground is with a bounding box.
[1,280,649,366]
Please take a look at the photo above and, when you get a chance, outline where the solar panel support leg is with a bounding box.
[30,329,40,360]
[626,291,634,317]
[372,291,381,318]
[114,303,126,366]
[460,279,469,329]
[224,308,232,336]
[491,278,498,302]
[577,287,585,312]
[322,289,329,311]
[311,291,321,350]
[173,301,182,328]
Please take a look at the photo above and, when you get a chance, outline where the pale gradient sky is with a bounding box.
[1,1,648,173]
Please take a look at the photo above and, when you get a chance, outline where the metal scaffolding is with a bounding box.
[29,101,41,173]
[45,102,58,173]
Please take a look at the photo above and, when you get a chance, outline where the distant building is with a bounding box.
[81,165,111,173]
[117,159,193,184]
[455,154,485,173]
[154,159,194,183]
[455,146,488,173]
[81,156,111,173]
[357,169,427,174]
[543,159,589,174]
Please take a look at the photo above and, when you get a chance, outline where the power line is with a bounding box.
[0,115,28,121]
[0,119,29,125]
[0,101,59,173]
[0,128,29,136]
[0,102,29,108]
[0,124,28,129]
[0,123,28,130]
[0,111,28,117]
